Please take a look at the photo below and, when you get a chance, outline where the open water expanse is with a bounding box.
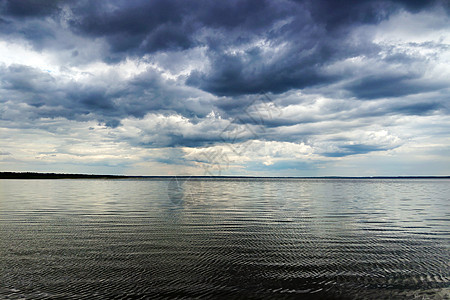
[0,178,449,299]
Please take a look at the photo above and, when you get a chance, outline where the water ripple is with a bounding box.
[0,178,449,299]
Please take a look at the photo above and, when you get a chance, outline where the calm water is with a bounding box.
[0,178,449,299]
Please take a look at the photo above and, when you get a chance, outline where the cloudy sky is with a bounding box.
[0,0,449,176]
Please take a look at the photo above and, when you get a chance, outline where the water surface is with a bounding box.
[0,178,449,299]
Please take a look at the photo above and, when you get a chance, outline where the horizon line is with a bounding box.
[0,172,449,179]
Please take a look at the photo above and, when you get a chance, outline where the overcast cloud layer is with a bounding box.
[0,0,449,176]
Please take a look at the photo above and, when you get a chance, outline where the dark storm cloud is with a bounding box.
[345,73,447,99]
[392,102,444,115]
[69,0,194,57]
[185,0,448,96]
[1,0,448,97]
[348,100,446,120]
[0,0,65,17]
[0,64,216,127]
[305,0,445,29]
[186,49,335,96]
[322,144,395,157]
[65,0,292,62]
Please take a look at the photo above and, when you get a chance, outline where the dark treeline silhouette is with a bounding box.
[0,172,449,180]
[0,172,129,179]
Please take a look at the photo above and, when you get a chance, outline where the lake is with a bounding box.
[0,178,449,299]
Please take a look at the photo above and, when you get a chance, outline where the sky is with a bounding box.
[0,0,449,176]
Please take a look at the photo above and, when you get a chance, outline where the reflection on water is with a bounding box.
[0,178,449,299]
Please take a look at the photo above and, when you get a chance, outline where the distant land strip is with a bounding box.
[0,172,449,180]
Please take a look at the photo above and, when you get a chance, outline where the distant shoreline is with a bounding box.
[0,172,449,180]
